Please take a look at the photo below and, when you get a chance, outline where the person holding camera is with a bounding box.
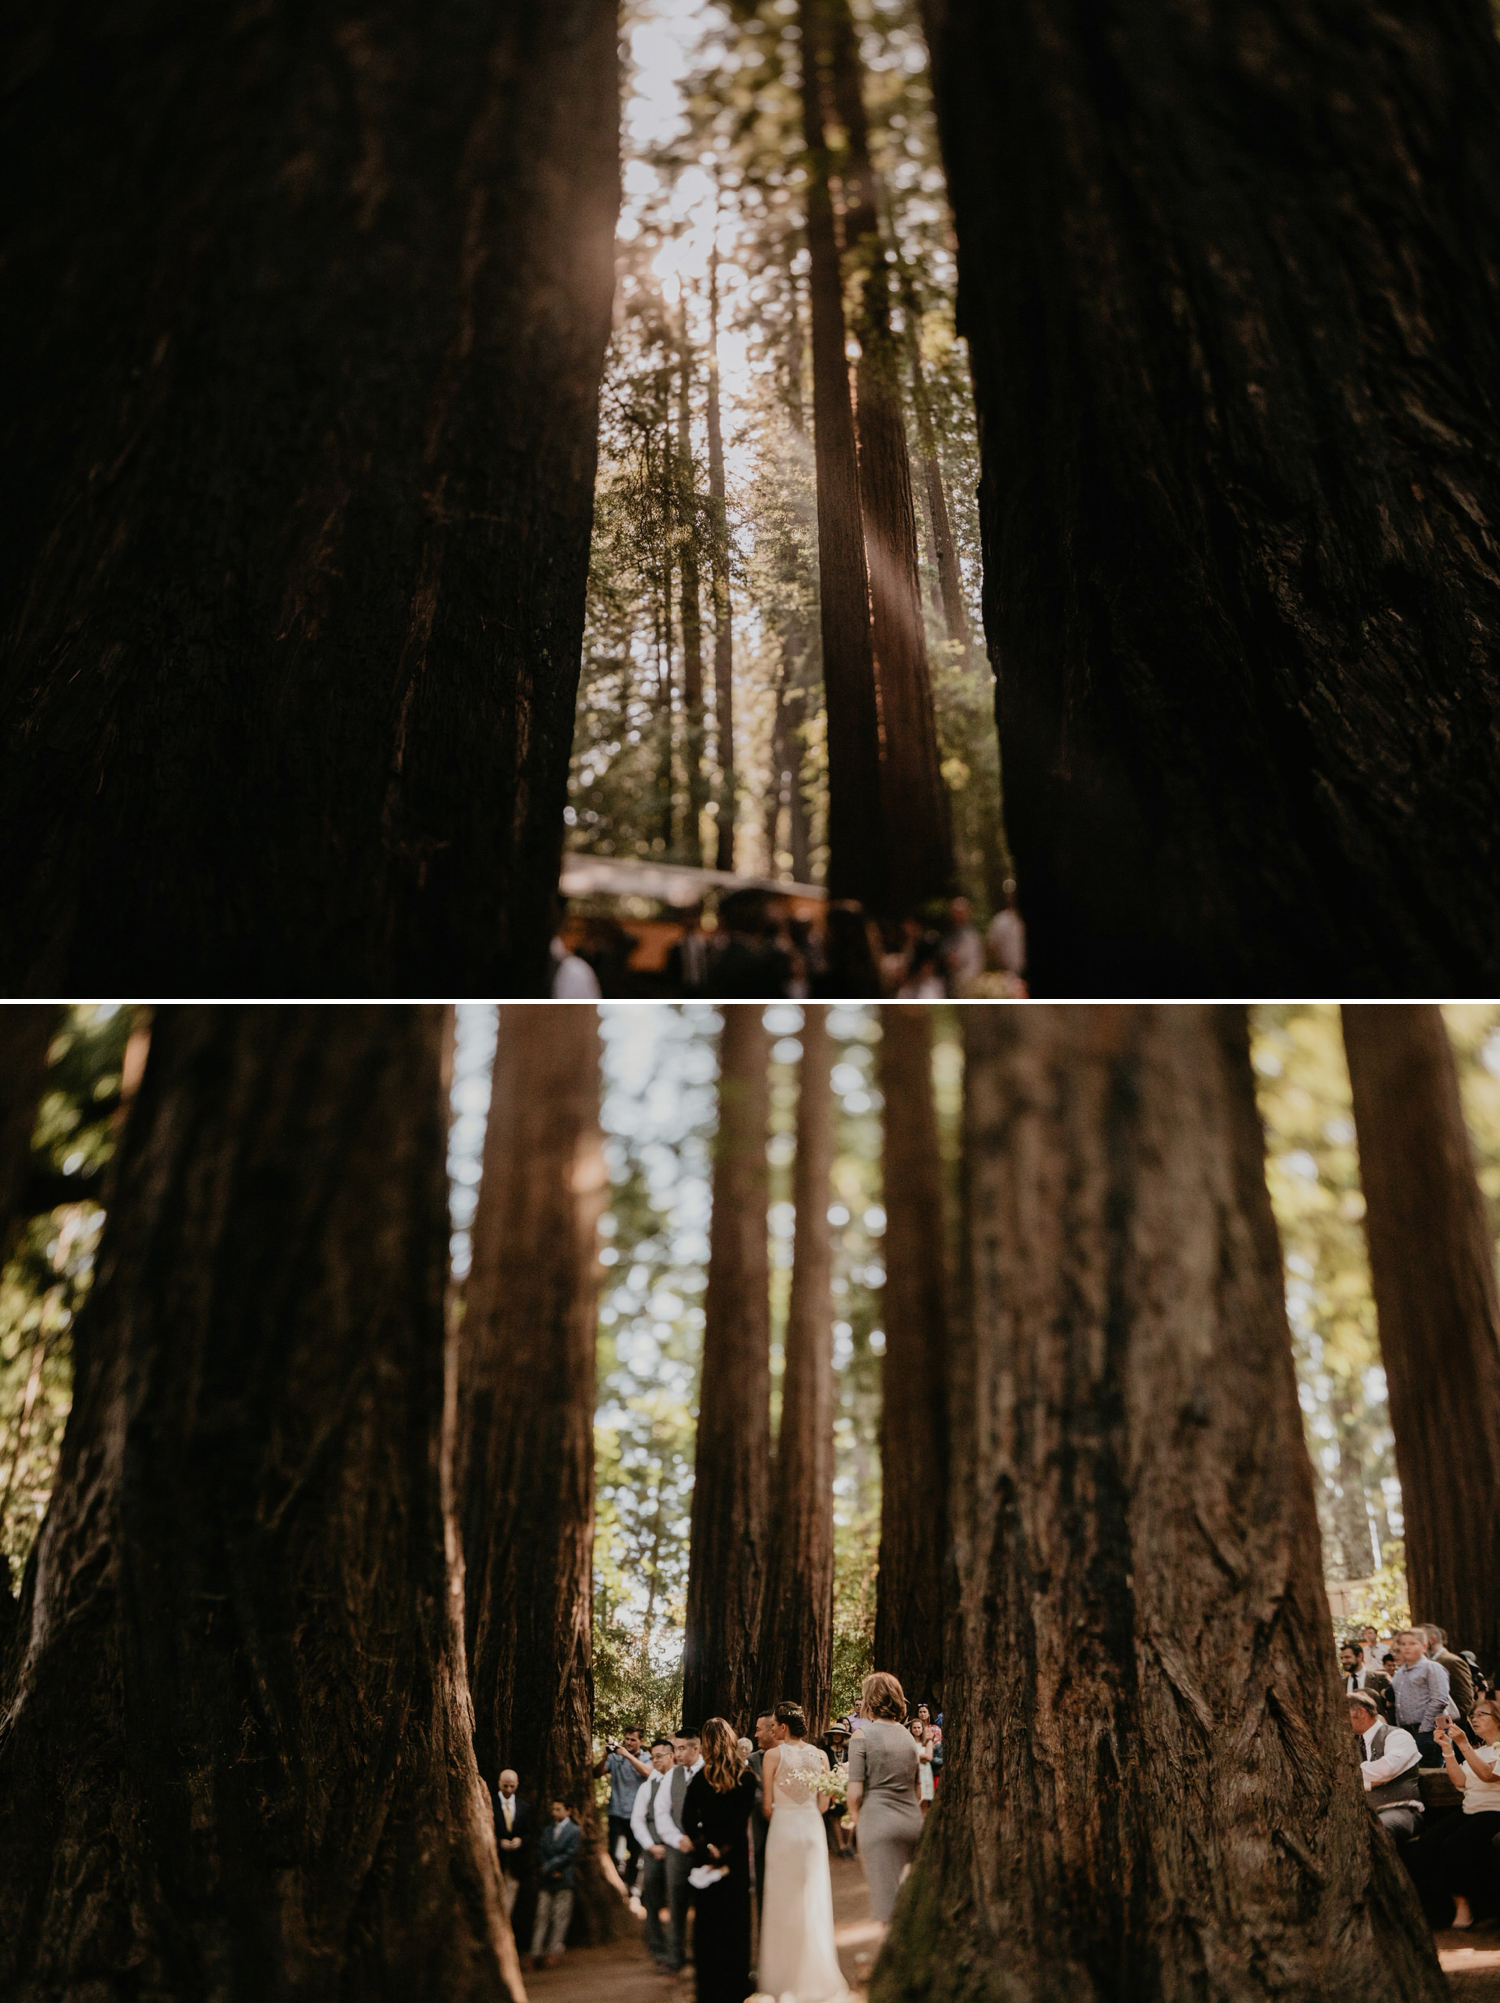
[593,1726,651,1896]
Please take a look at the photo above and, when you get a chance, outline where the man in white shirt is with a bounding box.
[492,1769,532,1922]
[631,1740,686,1969]
[1350,1690,1423,1837]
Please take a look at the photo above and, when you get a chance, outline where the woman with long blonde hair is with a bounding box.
[682,1716,759,2002]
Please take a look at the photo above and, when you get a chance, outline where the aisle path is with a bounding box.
[525,1853,877,2001]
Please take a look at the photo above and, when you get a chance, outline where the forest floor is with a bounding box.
[1441,1925,1500,2000]
[525,1850,878,2001]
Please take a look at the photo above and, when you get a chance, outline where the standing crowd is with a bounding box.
[1344,1624,1500,1934]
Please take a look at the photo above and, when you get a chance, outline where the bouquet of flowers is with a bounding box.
[811,1763,849,1805]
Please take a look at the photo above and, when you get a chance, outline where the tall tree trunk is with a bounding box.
[0,1007,57,1268]
[757,1008,835,1734]
[893,246,972,663]
[783,680,813,884]
[707,249,738,876]
[798,0,887,914]
[659,394,677,860]
[873,1006,947,1709]
[875,1006,1443,2003]
[683,1008,772,1729]
[457,1005,615,1941]
[1341,1004,1500,1673]
[677,316,709,864]
[0,1006,522,2002]
[922,0,1500,995]
[825,0,953,914]
[0,2,619,999]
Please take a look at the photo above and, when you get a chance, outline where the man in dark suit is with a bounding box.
[492,1768,533,1925]
[1341,1641,1393,1722]
[748,1710,778,1911]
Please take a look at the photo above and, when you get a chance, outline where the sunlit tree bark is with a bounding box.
[0,1007,522,2001]
[875,1006,1443,2003]
[758,1008,835,1733]
[707,248,739,875]
[1,1,619,997]
[1342,1004,1500,1673]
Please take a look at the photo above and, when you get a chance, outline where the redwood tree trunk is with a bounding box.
[1341,1004,1500,1674]
[923,0,1500,995]
[874,1006,1443,2003]
[873,1006,947,1711]
[683,1008,772,1729]
[677,325,709,863]
[894,250,972,663]
[757,1007,835,1735]
[0,1007,56,1267]
[458,1005,614,1941]
[826,0,953,914]
[798,0,887,914]
[0,1,619,999]
[707,250,738,876]
[0,1006,522,2002]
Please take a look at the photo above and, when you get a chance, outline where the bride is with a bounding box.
[757,1701,849,2003]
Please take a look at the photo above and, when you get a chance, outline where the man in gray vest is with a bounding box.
[1349,1690,1423,1837]
[658,1729,702,1970]
[748,1710,777,1913]
[630,1740,683,1968]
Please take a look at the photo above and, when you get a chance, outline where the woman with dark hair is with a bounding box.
[846,1672,923,1923]
[682,1716,759,2003]
[759,1701,848,2001]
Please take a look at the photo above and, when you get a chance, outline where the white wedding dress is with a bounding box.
[758,1741,849,2003]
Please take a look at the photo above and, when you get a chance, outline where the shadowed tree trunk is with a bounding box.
[683,1008,772,1729]
[826,0,953,915]
[893,246,972,664]
[1341,1004,1500,1674]
[873,1006,948,1711]
[677,316,709,864]
[457,1005,615,1944]
[758,1007,835,1734]
[0,1,619,999]
[0,1006,523,2003]
[0,1008,57,1268]
[874,1006,1444,2003]
[798,0,887,914]
[707,248,738,875]
[922,0,1500,996]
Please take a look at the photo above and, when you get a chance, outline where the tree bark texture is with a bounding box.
[825,0,954,914]
[677,325,709,862]
[758,1008,836,1735]
[1341,1004,1500,1674]
[457,1005,612,1938]
[923,0,1500,996]
[683,1008,772,1730]
[707,251,738,876]
[0,1006,522,2003]
[895,250,973,663]
[873,1006,948,1711]
[0,1007,57,1268]
[798,0,888,912]
[874,1005,1444,2003]
[0,1,619,999]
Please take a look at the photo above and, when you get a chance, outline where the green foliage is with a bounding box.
[1340,1563,1411,1641]
[1,1005,140,1581]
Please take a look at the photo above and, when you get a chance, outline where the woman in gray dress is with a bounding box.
[845,1672,924,1923]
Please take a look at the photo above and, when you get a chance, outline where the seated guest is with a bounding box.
[1418,1703,1500,1930]
[1341,1641,1393,1721]
[527,1800,582,1970]
[1424,1626,1476,1718]
[492,1769,532,1923]
[1392,1629,1451,1764]
[1349,1691,1423,1838]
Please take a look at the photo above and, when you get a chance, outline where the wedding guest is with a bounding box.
[1349,1692,1423,1838]
[683,1717,760,2003]
[1363,1625,1392,1672]
[1424,1627,1476,1717]
[593,1726,650,1895]
[492,1769,532,1923]
[916,1704,942,1746]
[748,1711,777,1914]
[846,1671,924,1923]
[631,1739,685,1969]
[1419,1702,1500,1929]
[1341,1641,1393,1722]
[910,1719,936,1814]
[1392,1629,1451,1764]
[528,1800,582,1969]
[659,1729,705,1972]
